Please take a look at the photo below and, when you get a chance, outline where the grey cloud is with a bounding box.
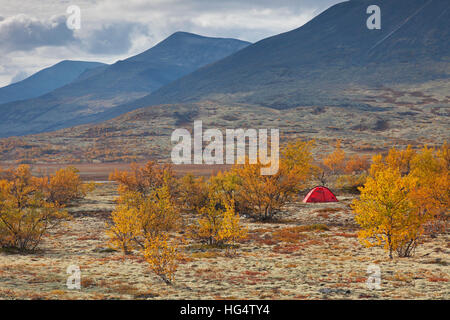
[127,0,341,13]
[10,70,29,84]
[0,14,76,52]
[112,0,344,43]
[81,22,148,55]
[0,0,345,86]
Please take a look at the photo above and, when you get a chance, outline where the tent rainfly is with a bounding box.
[302,186,338,203]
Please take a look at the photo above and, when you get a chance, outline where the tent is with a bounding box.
[302,186,338,203]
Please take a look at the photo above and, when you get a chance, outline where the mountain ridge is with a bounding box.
[0,60,106,105]
[0,32,251,137]
[132,0,449,109]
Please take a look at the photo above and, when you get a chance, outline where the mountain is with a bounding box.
[0,60,106,104]
[0,0,448,165]
[133,0,449,109]
[0,32,250,137]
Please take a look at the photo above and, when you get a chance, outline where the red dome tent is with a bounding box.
[302,186,338,203]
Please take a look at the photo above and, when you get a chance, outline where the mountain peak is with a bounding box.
[166,31,248,42]
[129,31,250,62]
[0,32,251,137]
[168,31,203,38]
[139,0,449,109]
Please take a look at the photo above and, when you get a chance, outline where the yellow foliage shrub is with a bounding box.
[353,144,449,258]
[190,197,247,248]
[143,234,180,284]
[106,185,180,253]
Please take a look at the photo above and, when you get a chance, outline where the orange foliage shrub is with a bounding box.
[317,140,371,191]
[178,174,209,212]
[231,139,315,220]
[41,167,94,206]
[323,140,346,176]
[109,161,177,198]
[0,165,69,252]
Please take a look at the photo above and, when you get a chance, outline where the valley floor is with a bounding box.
[0,183,448,300]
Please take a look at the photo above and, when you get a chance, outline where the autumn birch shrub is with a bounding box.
[0,165,69,252]
[353,145,449,258]
[209,170,250,215]
[106,196,141,255]
[218,200,248,256]
[313,139,346,186]
[139,186,180,241]
[178,174,209,212]
[109,161,178,199]
[106,185,180,253]
[40,167,94,206]
[336,154,370,192]
[231,139,315,220]
[106,187,181,282]
[408,145,449,236]
[143,234,180,284]
[107,163,182,283]
[107,161,180,250]
[317,140,370,191]
[353,167,417,259]
[322,140,346,179]
[189,195,247,250]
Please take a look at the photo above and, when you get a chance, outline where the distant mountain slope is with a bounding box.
[2,81,448,164]
[0,60,106,104]
[0,32,250,137]
[135,0,449,109]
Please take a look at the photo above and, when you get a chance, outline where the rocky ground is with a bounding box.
[0,183,448,300]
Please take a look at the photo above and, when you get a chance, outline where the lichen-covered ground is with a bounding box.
[0,183,448,300]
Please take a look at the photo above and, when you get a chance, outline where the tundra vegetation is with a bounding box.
[106,140,448,283]
[0,140,447,290]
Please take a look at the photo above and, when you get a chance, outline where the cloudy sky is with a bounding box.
[0,0,343,87]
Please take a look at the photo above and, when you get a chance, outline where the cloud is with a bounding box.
[81,22,149,55]
[0,0,344,87]
[89,0,342,41]
[0,14,76,52]
[0,12,147,56]
[10,70,29,84]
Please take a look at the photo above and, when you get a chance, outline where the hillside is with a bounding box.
[132,0,449,109]
[0,60,106,104]
[0,32,250,137]
[0,82,447,164]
